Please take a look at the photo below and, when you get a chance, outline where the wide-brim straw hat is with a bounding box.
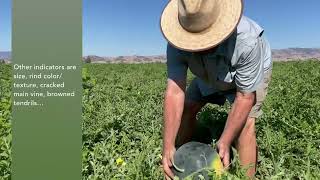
[160,0,243,52]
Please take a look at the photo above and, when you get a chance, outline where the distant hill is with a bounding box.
[0,51,11,60]
[83,55,166,64]
[84,48,320,63]
[2,48,320,64]
[272,48,320,61]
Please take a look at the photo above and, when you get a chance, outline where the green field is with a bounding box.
[1,61,320,179]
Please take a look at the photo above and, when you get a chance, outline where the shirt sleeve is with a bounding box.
[234,38,264,93]
[166,44,188,82]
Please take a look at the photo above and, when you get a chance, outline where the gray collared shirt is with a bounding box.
[167,16,272,95]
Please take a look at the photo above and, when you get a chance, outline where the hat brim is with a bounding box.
[160,0,243,52]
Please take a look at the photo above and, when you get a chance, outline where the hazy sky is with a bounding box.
[0,0,11,52]
[1,1,320,56]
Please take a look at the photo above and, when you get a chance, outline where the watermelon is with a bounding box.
[171,142,223,179]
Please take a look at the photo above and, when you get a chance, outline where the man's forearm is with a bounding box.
[163,90,185,149]
[219,92,255,146]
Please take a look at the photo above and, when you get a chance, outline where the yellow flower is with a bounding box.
[116,158,126,166]
[210,154,224,176]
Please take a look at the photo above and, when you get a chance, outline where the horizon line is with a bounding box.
[1,46,320,58]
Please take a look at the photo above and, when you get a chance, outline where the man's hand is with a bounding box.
[217,141,231,168]
[162,146,176,180]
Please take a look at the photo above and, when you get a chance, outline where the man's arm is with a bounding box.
[218,91,255,166]
[218,36,263,167]
[162,44,188,179]
[163,79,186,152]
[162,79,186,179]
[220,91,255,146]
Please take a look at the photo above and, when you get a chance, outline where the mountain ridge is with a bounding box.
[0,51,11,60]
[83,48,320,63]
[1,48,320,63]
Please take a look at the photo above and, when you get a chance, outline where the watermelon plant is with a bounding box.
[0,64,12,179]
[81,60,320,179]
[0,60,320,179]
